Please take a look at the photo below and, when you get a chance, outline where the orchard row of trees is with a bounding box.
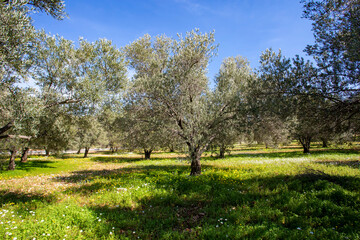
[1,0,359,175]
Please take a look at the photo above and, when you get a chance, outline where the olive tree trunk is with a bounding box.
[219,145,226,158]
[84,147,90,158]
[144,149,152,159]
[299,136,311,153]
[189,146,203,176]
[190,152,202,176]
[45,148,50,156]
[20,147,30,163]
[321,138,328,148]
[8,147,17,170]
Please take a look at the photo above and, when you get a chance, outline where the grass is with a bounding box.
[0,146,359,239]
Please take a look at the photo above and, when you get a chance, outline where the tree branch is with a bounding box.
[45,99,81,108]
[0,121,14,135]
[0,135,32,140]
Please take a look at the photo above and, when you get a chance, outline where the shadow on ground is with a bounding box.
[13,160,56,171]
[314,160,360,169]
[0,190,56,205]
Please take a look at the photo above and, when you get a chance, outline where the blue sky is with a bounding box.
[32,0,314,80]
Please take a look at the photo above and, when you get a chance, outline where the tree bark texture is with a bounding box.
[77,148,81,154]
[0,134,32,140]
[20,147,30,163]
[190,149,202,176]
[299,136,311,153]
[0,121,14,135]
[8,147,17,170]
[84,147,90,158]
[144,149,152,159]
[321,138,328,148]
[219,146,226,158]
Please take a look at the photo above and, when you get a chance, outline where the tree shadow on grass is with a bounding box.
[295,167,360,191]
[49,164,360,239]
[15,160,56,171]
[0,160,56,172]
[55,154,89,159]
[52,165,190,186]
[53,168,125,185]
[314,160,360,170]
[0,190,57,205]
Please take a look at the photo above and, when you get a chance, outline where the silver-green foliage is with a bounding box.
[73,115,105,157]
[33,31,127,111]
[29,32,127,153]
[125,30,251,174]
[0,0,65,83]
[0,0,66,142]
[0,1,33,81]
[211,56,254,156]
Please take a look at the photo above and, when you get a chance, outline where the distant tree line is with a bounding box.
[1,0,359,175]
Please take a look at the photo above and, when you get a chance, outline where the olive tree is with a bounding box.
[73,116,105,158]
[30,32,127,153]
[257,49,338,153]
[32,108,75,156]
[32,31,126,110]
[98,106,124,153]
[125,30,249,175]
[211,56,254,157]
[2,31,127,168]
[0,0,66,139]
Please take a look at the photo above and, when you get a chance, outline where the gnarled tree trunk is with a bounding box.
[45,148,50,156]
[77,148,81,154]
[219,145,226,158]
[20,147,30,163]
[84,147,90,158]
[321,138,328,148]
[190,153,201,176]
[8,147,17,170]
[144,149,152,159]
[189,146,202,176]
[299,136,311,153]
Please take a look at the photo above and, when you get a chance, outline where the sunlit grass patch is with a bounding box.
[0,156,96,181]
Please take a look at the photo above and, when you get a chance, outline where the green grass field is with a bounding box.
[0,145,359,239]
